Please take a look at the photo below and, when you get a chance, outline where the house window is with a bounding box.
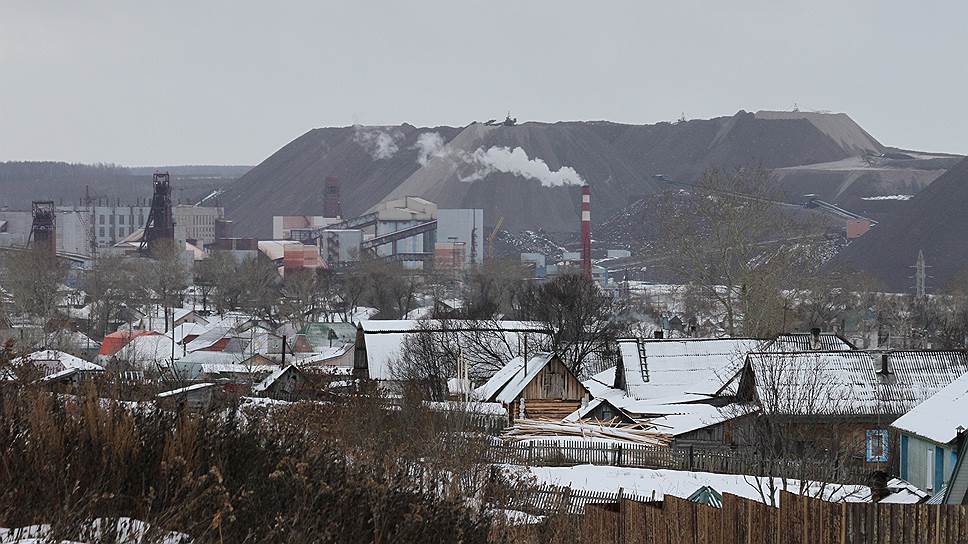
[866,430,889,462]
[926,447,935,491]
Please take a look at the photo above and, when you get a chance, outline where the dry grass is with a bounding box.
[0,384,498,543]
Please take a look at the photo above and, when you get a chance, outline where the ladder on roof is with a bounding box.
[638,341,650,383]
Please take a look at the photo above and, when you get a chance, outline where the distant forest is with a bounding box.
[0,161,248,209]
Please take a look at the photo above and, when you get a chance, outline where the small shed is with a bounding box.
[157,383,216,411]
[253,365,304,401]
[475,353,589,422]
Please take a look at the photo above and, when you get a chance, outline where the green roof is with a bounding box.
[299,322,358,350]
[686,485,723,508]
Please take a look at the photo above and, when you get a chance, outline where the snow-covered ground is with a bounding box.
[0,518,192,544]
[514,464,872,505]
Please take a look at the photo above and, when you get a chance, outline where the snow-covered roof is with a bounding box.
[760,332,856,352]
[291,344,352,365]
[39,367,80,382]
[475,353,555,404]
[891,371,968,444]
[880,478,931,504]
[157,382,215,398]
[113,334,177,369]
[185,325,233,352]
[617,337,764,400]
[253,365,298,393]
[743,351,968,415]
[621,402,755,436]
[358,319,550,380]
[18,350,103,371]
[424,400,508,416]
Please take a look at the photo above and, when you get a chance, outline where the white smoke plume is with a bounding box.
[353,126,403,160]
[460,146,584,186]
[414,131,446,166]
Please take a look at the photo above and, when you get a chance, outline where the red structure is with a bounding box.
[580,185,591,279]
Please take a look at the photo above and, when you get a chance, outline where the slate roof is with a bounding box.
[741,350,968,416]
[616,337,764,401]
[760,332,857,352]
[891,371,968,444]
[475,353,555,404]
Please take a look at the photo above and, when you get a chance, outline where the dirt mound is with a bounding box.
[222,111,949,237]
[832,156,968,292]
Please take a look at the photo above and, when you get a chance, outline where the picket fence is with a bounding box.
[485,440,870,484]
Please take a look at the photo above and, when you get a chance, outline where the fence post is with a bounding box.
[617,443,624,466]
[689,445,695,471]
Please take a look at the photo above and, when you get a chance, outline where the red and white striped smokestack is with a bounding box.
[581,184,591,279]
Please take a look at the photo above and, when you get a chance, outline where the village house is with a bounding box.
[475,353,589,422]
[157,382,217,411]
[610,337,764,402]
[253,365,304,402]
[352,319,551,383]
[891,371,968,495]
[15,349,104,377]
[731,349,968,473]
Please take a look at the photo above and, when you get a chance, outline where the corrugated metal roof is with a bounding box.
[744,350,968,415]
[617,337,764,401]
[761,332,856,352]
[891,371,968,444]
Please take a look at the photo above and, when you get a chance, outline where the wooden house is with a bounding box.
[475,353,589,422]
[253,365,304,402]
[157,382,216,411]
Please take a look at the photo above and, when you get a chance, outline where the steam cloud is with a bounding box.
[462,146,584,186]
[353,126,403,160]
[414,132,446,166]
[411,132,584,187]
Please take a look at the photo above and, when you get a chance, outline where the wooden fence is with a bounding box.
[485,440,870,484]
[574,491,968,543]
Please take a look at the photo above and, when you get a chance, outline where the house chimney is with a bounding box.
[879,351,890,374]
[810,327,822,350]
[581,185,591,280]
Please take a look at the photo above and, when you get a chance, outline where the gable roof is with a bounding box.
[253,365,300,393]
[358,319,550,380]
[892,371,968,444]
[475,353,556,404]
[18,349,103,371]
[617,337,764,401]
[760,332,856,352]
[741,350,968,415]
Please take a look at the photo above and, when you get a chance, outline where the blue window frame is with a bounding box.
[866,430,889,462]
[900,435,909,480]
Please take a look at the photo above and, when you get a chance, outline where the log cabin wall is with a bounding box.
[519,357,587,401]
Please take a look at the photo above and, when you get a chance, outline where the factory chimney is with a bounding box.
[581,185,591,280]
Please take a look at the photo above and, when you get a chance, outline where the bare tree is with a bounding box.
[84,254,143,339]
[658,167,825,336]
[515,273,626,375]
[390,318,553,400]
[732,352,874,505]
[0,249,68,330]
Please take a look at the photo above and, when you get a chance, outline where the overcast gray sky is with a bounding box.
[2,1,966,165]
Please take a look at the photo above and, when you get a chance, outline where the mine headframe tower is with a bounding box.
[27,200,57,256]
[140,172,175,255]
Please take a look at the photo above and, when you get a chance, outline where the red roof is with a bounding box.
[98,329,161,357]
